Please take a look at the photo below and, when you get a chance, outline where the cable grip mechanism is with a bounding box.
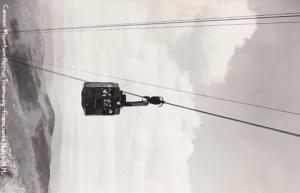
[143,96,165,107]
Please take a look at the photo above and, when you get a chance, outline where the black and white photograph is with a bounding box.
[1,0,300,193]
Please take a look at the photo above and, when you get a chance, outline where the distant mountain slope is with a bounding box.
[0,1,55,193]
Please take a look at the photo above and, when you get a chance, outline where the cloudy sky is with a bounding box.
[36,0,300,192]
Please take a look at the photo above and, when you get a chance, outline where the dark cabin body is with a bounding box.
[82,82,165,116]
[81,82,123,115]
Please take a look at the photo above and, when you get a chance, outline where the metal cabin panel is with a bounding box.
[81,82,122,116]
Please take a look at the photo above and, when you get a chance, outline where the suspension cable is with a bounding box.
[8,56,300,116]
[8,58,300,138]
[11,12,300,33]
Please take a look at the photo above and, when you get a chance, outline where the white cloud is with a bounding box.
[200,23,256,84]
[46,0,256,193]
[157,0,258,85]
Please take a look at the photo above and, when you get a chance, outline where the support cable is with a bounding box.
[122,91,300,138]
[9,56,300,116]
[8,58,300,138]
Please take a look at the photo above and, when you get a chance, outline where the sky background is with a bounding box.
[32,0,300,192]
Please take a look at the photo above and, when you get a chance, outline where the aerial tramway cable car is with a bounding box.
[81,82,165,115]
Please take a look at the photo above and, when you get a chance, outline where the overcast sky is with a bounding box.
[36,0,300,192]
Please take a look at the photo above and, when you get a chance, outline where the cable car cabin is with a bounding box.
[81,82,165,116]
[81,82,122,115]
